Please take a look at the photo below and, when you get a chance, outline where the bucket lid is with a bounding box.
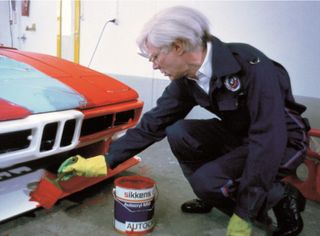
[114,175,155,189]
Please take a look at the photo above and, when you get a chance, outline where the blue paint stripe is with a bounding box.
[0,55,87,113]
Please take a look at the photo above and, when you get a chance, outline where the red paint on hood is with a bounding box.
[0,98,31,121]
[0,48,139,109]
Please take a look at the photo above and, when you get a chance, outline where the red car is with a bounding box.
[0,46,143,222]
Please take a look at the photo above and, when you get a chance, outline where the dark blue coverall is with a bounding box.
[107,36,309,221]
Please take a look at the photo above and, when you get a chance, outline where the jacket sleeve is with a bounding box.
[106,79,195,169]
[234,59,288,220]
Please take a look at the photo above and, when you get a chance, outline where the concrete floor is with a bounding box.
[0,139,320,236]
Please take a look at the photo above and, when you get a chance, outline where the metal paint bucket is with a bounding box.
[113,175,156,234]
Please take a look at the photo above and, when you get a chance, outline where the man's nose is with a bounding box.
[152,62,160,70]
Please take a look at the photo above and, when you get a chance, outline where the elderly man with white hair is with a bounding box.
[59,6,309,236]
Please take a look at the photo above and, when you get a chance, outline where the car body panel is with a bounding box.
[0,98,32,121]
[0,48,139,121]
[1,156,140,222]
[0,55,87,115]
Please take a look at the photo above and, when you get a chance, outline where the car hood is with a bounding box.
[0,48,138,121]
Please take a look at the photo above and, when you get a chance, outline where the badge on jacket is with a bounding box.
[224,75,241,92]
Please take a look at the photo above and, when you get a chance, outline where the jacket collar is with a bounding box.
[210,36,241,79]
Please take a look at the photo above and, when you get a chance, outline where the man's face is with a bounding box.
[145,42,189,81]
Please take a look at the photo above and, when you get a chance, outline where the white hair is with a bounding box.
[137,6,211,56]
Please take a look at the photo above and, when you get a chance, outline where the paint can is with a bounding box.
[113,175,156,234]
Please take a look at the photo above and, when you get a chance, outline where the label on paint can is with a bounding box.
[116,187,155,202]
[114,219,154,233]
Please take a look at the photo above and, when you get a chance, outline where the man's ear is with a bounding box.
[171,39,185,55]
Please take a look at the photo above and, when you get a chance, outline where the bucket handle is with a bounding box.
[112,188,157,213]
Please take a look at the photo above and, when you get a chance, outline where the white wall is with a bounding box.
[1,0,320,99]
[0,0,57,54]
[0,1,11,46]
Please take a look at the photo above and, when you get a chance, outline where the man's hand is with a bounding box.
[226,214,252,236]
[58,155,107,181]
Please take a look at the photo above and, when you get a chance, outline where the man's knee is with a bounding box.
[165,120,190,144]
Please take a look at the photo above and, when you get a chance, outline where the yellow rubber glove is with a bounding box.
[226,214,252,236]
[58,155,107,181]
